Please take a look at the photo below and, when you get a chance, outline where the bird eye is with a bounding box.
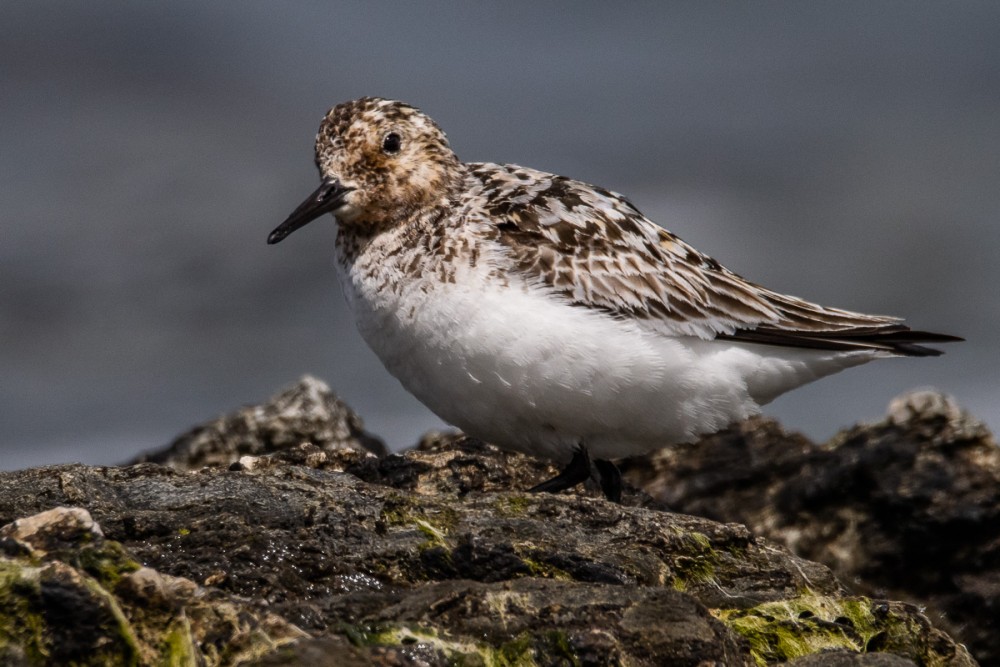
[382,132,402,154]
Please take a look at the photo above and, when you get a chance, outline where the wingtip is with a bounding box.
[893,331,965,356]
[721,325,963,357]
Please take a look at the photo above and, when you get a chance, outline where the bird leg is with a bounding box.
[528,446,624,503]
[528,445,592,495]
[594,459,623,503]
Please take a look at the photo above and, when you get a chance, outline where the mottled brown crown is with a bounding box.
[317,98,444,152]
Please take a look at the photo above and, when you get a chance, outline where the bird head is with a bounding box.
[269,97,462,244]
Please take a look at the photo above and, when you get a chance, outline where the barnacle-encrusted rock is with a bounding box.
[132,375,387,469]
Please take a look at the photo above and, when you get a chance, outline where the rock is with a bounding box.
[132,375,387,468]
[0,506,306,666]
[0,435,977,665]
[788,651,918,666]
[0,506,104,554]
[624,390,999,665]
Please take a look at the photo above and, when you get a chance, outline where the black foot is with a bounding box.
[529,446,592,495]
[594,459,623,504]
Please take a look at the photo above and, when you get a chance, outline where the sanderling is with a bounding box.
[268,97,960,502]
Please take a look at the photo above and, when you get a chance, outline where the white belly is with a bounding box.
[339,262,872,463]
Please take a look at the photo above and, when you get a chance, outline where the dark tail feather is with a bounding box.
[721,325,964,357]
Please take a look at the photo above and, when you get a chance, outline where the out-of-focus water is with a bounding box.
[2,2,998,470]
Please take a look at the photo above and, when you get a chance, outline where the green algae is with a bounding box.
[0,556,143,667]
[414,518,449,550]
[715,593,908,666]
[493,495,532,517]
[0,560,47,664]
[158,618,198,667]
[540,630,580,666]
[78,573,142,667]
[2,536,295,667]
[74,540,142,588]
[380,495,459,549]
[669,531,719,590]
[518,556,572,580]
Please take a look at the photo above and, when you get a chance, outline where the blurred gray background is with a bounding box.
[2,2,997,470]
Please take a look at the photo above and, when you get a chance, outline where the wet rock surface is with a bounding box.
[0,383,985,665]
[625,391,999,665]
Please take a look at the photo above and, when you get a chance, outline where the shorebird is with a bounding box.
[268,97,960,502]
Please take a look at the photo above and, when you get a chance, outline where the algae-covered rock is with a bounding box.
[0,431,977,665]
[0,507,306,666]
[625,390,998,665]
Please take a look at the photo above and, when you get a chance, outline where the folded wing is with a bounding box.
[472,163,961,357]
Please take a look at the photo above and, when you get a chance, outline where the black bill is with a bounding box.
[268,177,352,244]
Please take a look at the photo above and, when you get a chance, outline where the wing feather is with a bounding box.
[468,163,960,356]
